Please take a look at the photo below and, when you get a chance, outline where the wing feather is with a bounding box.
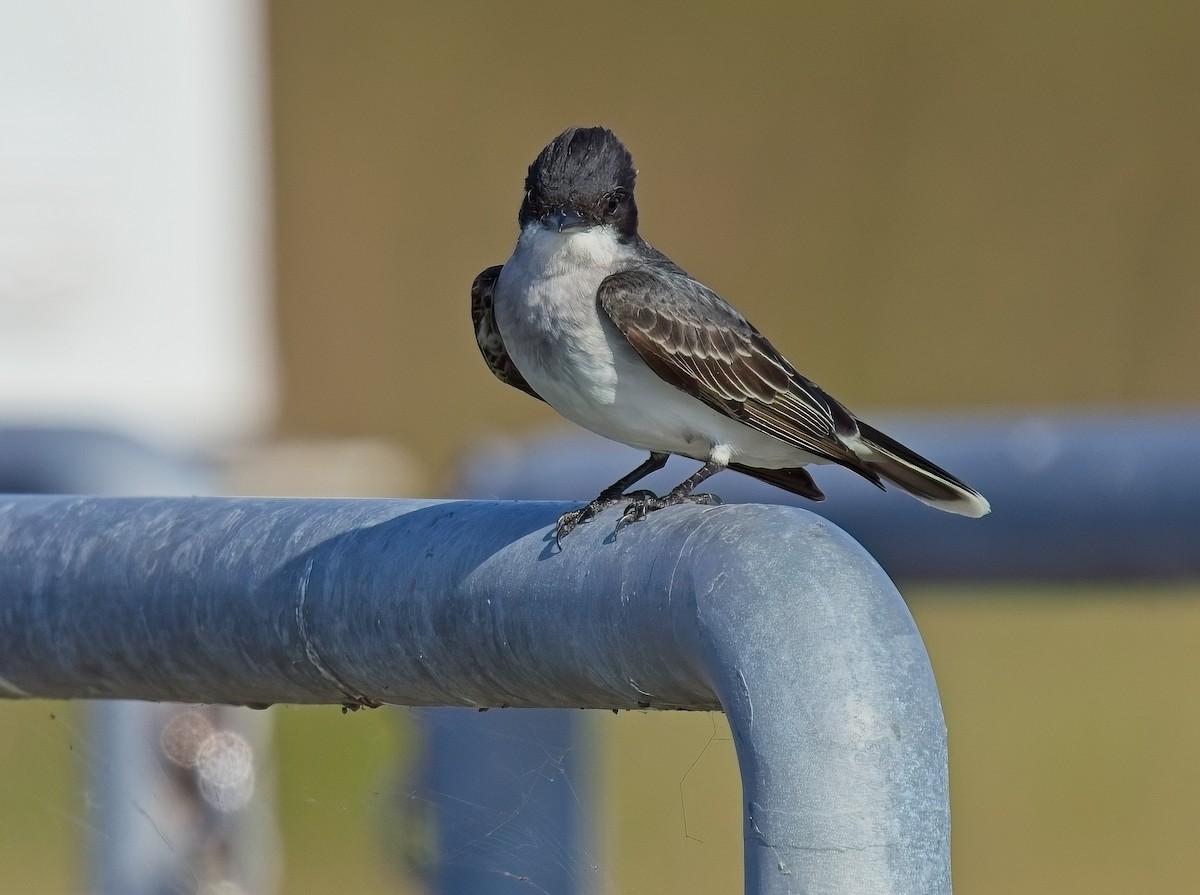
[599,263,872,472]
[471,265,545,403]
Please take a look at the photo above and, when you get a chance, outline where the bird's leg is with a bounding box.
[616,459,725,532]
[555,452,669,544]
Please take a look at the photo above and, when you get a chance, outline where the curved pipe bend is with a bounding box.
[0,495,949,894]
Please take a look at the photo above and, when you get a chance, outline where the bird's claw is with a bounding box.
[554,508,589,545]
[554,510,586,546]
[555,491,652,545]
[614,491,722,534]
[556,489,723,544]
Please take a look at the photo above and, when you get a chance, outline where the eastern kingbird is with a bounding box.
[473,126,990,541]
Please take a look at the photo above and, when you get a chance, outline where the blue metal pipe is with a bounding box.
[0,495,949,894]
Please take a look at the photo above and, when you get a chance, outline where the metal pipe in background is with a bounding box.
[461,413,1200,581]
[0,495,951,895]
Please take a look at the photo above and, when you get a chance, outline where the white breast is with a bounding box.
[494,224,626,409]
[492,224,812,469]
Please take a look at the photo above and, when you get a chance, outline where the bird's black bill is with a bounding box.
[543,208,588,232]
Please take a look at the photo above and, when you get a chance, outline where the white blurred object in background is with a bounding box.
[0,0,275,448]
[0,5,281,895]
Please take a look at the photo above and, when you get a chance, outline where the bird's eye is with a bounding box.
[604,192,624,216]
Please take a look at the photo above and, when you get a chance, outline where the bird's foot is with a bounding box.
[614,490,722,533]
[555,490,658,545]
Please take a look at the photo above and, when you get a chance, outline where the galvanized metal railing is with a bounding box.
[0,494,950,895]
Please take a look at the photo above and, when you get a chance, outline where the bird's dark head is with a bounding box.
[519,126,639,240]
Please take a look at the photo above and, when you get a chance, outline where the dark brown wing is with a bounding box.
[471,265,545,403]
[598,263,879,484]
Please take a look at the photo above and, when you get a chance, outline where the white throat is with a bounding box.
[511,221,626,276]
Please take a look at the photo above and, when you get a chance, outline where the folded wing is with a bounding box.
[598,263,882,487]
[471,265,545,403]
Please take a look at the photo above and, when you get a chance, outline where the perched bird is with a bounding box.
[472,126,990,541]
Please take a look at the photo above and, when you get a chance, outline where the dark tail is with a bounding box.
[852,422,990,517]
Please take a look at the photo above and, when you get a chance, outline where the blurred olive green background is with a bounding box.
[270,2,1199,486]
[3,3,1199,894]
